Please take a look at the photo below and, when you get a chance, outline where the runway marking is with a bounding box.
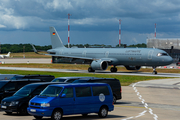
[122,82,158,120]
[133,82,158,120]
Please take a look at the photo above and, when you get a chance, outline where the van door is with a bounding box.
[59,87,74,114]
[74,86,93,114]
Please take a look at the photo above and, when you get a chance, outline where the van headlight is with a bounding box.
[9,101,19,106]
[41,103,50,107]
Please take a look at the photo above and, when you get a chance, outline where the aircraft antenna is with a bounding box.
[68,13,71,48]
[119,19,121,47]
[155,23,157,39]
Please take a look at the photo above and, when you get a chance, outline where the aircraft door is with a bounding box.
[82,51,87,57]
[59,49,63,55]
[105,51,109,58]
[148,50,154,60]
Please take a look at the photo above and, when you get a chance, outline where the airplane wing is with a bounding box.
[45,53,115,63]
[31,44,116,62]
[45,53,96,61]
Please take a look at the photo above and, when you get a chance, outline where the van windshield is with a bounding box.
[14,85,38,97]
[39,86,63,97]
[51,78,66,82]
[10,75,24,80]
[72,80,88,83]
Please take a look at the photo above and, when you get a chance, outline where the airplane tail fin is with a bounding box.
[49,27,65,49]
[7,52,10,57]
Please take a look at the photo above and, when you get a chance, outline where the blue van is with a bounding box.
[27,83,114,120]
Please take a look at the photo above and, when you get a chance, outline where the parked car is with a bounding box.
[10,74,55,82]
[1,82,66,115]
[0,74,17,80]
[72,78,122,103]
[0,79,48,102]
[27,83,114,120]
[51,77,97,83]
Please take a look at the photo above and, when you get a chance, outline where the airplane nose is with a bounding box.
[167,56,173,64]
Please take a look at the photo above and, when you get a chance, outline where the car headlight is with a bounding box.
[41,103,50,107]
[9,101,19,106]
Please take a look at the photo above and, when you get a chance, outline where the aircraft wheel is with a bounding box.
[152,71,157,74]
[88,67,95,72]
[110,67,117,72]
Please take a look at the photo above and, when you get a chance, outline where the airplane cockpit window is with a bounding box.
[157,53,168,56]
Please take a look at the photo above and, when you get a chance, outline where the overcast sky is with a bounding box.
[0,0,180,46]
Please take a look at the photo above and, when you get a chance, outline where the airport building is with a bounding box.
[147,38,180,49]
[147,38,180,61]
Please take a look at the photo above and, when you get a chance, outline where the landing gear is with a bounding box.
[152,66,157,74]
[110,67,117,72]
[88,67,95,72]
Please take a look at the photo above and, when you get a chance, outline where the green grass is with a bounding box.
[0,69,169,86]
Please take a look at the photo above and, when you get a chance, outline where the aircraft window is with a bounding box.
[157,53,168,56]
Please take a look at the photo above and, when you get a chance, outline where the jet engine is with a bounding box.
[91,60,108,70]
[124,66,141,70]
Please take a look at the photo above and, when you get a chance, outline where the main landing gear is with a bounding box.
[88,67,95,72]
[152,66,157,74]
[110,66,117,72]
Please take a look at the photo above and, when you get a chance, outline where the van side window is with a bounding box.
[92,86,110,96]
[61,88,73,98]
[4,82,16,91]
[75,87,91,97]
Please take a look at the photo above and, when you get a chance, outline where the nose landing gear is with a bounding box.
[152,66,157,74]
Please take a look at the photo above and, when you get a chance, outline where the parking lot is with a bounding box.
[1,83,180,120]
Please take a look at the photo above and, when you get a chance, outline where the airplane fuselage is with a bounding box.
[48,47,173,67]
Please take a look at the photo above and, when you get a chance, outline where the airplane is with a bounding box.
[32,27,173,74]
[0,52,11,59]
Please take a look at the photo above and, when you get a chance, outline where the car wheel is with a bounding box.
[19,105,28,115]
[51,109,63,120]
[34,116,43,119]
[113,95,116,104]
[98,106,108,118]
[5,111,12,115]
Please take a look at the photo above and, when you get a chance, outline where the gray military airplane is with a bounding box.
[32,27,173,74]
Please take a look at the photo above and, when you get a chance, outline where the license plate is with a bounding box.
[1,106,7,109]
[30,109,36,112]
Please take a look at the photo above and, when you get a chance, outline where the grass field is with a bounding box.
[0,69,169,86]
[1,63,180,73]
[10,52,51,58]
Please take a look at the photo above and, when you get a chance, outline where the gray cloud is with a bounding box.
[0,0,180,45]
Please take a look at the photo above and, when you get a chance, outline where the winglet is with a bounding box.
[31,44,38,53]
[31,44,45,55]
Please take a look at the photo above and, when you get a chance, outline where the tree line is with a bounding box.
[0,43,147,54]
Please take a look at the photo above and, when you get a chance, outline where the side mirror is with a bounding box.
[61,94,66,98]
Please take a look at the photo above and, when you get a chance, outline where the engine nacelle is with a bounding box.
[124,66,141,70]
[91,60,108,70]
